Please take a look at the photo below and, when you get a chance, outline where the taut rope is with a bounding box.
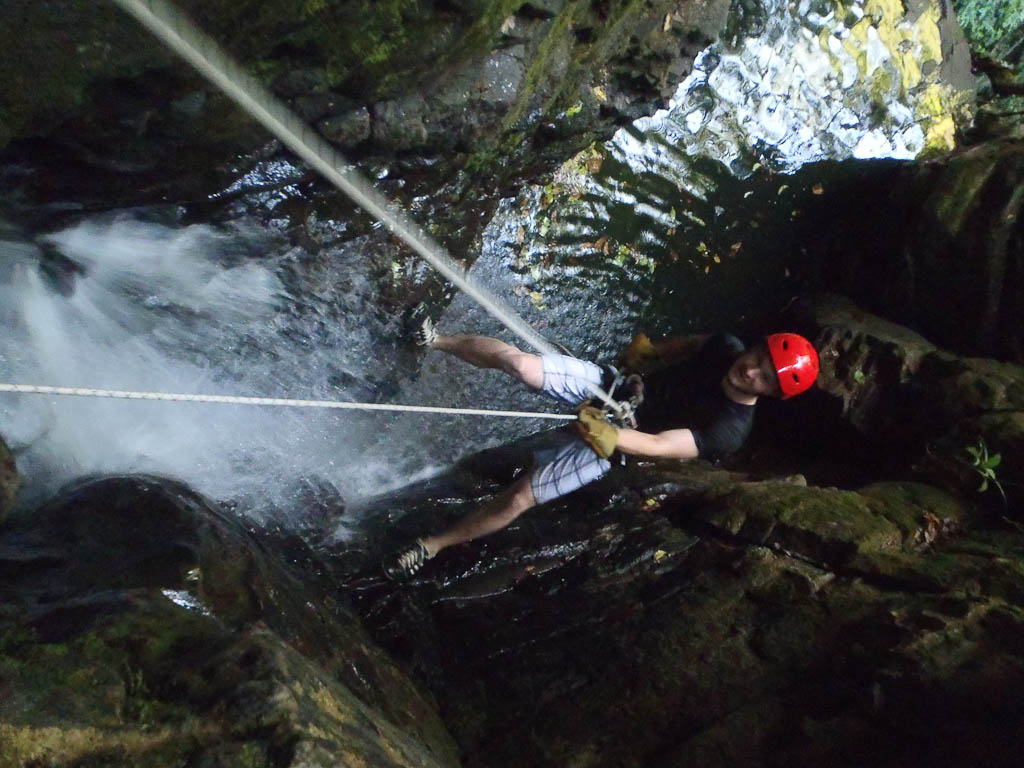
[0,384,575,420]
[107,0,627,420]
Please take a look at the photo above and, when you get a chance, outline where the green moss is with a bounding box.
[457,0,530,66]
[0,2,144,147]
[701,480,981,569]
[502,7,578,131]
[953,0,1024,69]
[930,149,1003,237]
[237,742,273,768]
[860,482,971,539]
[465,147,500,173]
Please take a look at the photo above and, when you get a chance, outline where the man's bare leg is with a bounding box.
[420,472,537,558]
[384,328,545,579]
[428,333,544,390]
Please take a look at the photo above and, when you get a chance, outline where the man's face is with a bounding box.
[726,343,782,398]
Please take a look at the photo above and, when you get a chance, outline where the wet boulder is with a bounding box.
[352,456,1024,768]
[317,105,372,148]
[0,475,458,768]
[785,293,1024,508]
[801,139,1024,365]
[695,479,970,569]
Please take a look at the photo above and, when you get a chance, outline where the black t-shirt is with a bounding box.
[635,334,755,461]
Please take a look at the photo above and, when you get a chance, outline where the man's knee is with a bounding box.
[497,474,537,524]
[501,351,543,389]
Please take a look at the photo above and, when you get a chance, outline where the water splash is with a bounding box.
[0,217,419,516]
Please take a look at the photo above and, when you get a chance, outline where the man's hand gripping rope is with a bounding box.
[574,404,619,459]
[574,367,645,458]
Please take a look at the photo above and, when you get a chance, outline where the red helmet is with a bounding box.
[766,333,819,399]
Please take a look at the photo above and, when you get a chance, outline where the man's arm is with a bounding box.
[615,427,699,460]
[618,333,709,372]
[649,334,710,360]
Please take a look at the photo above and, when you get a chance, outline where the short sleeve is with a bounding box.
[690,400,755,462]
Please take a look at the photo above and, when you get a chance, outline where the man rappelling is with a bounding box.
[385,319,819,579]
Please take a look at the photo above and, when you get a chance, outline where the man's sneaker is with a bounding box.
[414,317,438,347]
[384,539,431,580]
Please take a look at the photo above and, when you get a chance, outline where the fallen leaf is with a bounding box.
[516,225,525,245]
[654,549,668,562]
[713,255,721,263]
[592,85,608,102]
[812,182,824,195]
[777,184,790,195]
[663,12,672,32]
[704,265,710,273]
[919,512,943,545]
[730,242,743,256]
[500,14,516,34]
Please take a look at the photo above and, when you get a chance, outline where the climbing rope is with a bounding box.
[108,0,627,421]
[0,384,575,420]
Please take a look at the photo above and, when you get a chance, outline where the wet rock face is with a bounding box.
[335,300,1024,767]
[351,457,1024,768]
[0,476,458,768]
[0,435,19,521]
[782,293,1024,508]
[0,0,731,211]
[797,140,1024,366]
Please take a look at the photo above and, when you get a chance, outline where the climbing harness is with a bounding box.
[101,0,628,423]
[600,366,644,429]
[0,384,576,421]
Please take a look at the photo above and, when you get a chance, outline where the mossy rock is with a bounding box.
[801,140,1024,364]
[0,475,459,768]
[2,0,729,212]
[695,480,969,567]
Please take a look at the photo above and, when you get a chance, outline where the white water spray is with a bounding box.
[1,221,375,513]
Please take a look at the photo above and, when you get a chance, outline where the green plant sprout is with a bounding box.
[966,436,1007,504]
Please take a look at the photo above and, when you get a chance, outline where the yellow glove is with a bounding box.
[574,405,618,459]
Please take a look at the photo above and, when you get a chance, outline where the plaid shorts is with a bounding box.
[530,353,612,504]
[529,427,611,505]
[539,353,605,405]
